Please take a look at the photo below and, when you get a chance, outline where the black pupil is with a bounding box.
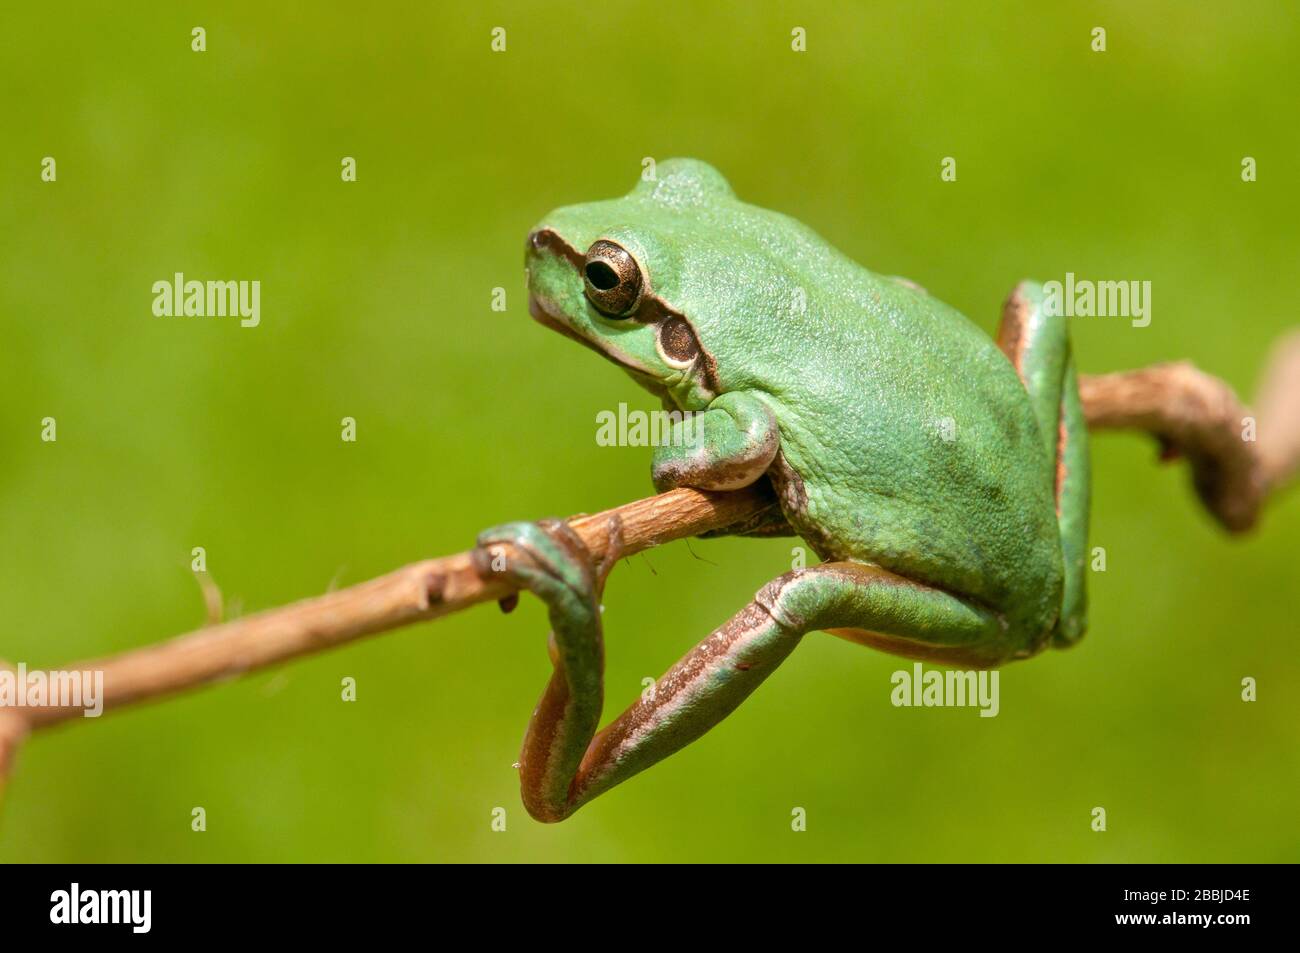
[586,260,619,290]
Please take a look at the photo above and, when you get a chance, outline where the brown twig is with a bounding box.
[7,485,776,737]
[2,333,1299,795]
[1079,330,1300,532]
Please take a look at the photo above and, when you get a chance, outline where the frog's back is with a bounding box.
[626,185,1064,644]
[767,261,1064,644]
[681,206,1065,644]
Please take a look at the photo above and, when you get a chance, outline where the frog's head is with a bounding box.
[526,158,818,410]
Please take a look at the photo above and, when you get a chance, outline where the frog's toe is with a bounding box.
[473,519,596,604]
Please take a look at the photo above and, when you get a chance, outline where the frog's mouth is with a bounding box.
[528,292,663,383]
[527,293,603,354]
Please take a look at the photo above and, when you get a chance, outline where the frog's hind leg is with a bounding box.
[479,524,1006,821]
[561,563,1005,819]
[998,281,1090,645]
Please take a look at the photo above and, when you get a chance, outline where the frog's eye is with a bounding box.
[583,240,643,317]
[656,316,700,368]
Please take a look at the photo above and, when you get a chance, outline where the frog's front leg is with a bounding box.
[476,523,1003,821]
[651,390,779,491]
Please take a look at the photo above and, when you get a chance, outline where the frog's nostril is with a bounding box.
[529,230,548,251]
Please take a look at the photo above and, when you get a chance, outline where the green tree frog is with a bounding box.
[476,159,1089,822]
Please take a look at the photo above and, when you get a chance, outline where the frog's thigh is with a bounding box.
[792,562,1007,667]
[563,561,1001,817]
[998,281,1091,645]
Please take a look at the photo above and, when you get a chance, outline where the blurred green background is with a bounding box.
[2,1,1297,862]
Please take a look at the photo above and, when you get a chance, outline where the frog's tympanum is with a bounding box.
[478,159,1088,821]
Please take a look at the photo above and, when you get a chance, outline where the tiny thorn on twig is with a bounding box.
[193,572,224,625]
[326,565,348,593]
[424,571,447,605]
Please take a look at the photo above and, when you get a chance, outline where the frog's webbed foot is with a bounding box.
[650,390,780,493]
[473,519,600,613]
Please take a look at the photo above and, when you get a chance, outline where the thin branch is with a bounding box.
[1079,330,1300,532]
[9,485,776,736]
[2,332,1299,794]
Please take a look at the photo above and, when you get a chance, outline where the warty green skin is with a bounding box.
[485,159,1089,821]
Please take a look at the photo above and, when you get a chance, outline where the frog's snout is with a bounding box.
[526,227,584,270]
[525,227,586,336]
